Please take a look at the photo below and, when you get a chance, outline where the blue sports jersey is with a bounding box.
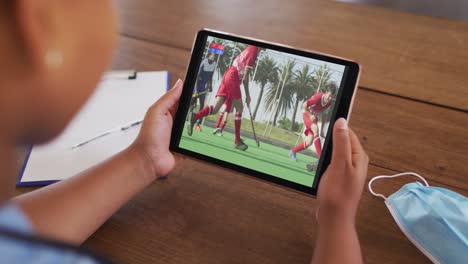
[196,58,216,93]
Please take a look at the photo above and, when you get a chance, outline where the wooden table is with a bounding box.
[18,0,468,263]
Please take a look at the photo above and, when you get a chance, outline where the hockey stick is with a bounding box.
[246,104,260,147]
[192,90,210,98]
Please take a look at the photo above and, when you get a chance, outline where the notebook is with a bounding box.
[18,71,170,186]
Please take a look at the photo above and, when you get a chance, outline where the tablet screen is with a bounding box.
[179,35,347,188]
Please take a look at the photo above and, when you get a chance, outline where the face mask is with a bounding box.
[368,172,468,264]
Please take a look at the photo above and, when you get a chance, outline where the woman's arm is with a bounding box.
[14,80,184,245]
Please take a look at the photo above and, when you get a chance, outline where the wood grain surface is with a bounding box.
[114,0,468,111]
[81,159,467,264]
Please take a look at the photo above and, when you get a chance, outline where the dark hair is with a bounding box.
[326,83,337,95]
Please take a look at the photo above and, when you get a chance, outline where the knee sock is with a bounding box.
[195,105,213,120]
[234,112,242,143]
[215,112,224,128]
[292,142,306,153]
[221,120,227,131]
[314,137,322,157]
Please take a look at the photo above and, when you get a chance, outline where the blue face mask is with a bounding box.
[368,172,468,264]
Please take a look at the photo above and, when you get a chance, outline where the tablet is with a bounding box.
[170,29,360,196]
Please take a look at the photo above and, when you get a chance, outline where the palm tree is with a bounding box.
[252,55,279,120]
[289,65,315,131]
[265,59,296,126]
[313,64,333,92]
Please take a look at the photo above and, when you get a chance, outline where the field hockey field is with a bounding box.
[180,124,317,186]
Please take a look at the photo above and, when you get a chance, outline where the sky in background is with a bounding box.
[203,37,346,124]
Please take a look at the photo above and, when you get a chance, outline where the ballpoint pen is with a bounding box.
[71,120,143,149]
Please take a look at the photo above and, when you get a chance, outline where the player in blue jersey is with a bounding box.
[193,53,217,131]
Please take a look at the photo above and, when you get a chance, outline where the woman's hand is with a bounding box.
[131,79,183,182]
[316,118,369,227]
[312,118,367,264]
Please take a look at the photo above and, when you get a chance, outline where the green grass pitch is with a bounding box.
[180,124,318,187]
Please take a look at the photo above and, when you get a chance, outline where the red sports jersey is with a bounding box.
[233,45,259,80]
[306,92,332,114]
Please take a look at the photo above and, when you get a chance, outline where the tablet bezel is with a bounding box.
[170,29,360,196]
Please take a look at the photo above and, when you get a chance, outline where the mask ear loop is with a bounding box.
[368,172,429,200]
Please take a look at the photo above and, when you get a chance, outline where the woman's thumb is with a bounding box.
[157,79,183,109]
[168,79,183,97]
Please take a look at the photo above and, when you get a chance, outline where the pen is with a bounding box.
[71,120,143,149]
[121,120,143,131]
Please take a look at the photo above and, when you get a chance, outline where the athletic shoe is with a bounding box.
[306,163,318,172]
[234,139,248,151]
[213,128,221,135]
[289,151,297,162]
[187,112,196,136]
[195,124,201,132]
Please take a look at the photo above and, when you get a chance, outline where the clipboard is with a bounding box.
[17,71,171,187]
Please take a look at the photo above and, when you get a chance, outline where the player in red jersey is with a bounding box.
[212,99,233,136]
[188,45,260,151]
[289,83,337,170]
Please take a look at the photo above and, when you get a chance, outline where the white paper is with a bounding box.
[20,71,169,183]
